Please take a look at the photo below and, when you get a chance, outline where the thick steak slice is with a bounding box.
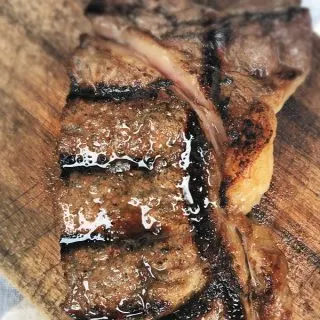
[68,37,171,100]
[209,9,312,213]
[59,97,189,170]
[58,168,190,243]
[90,4,311,214]
[59,38,189,170]
[62,229,208,319]
[57,28,296,319]
[58,36,212,319]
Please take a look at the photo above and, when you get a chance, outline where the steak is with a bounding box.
[59,96,189,170]
[55,2,312,319]
[58,38,215,319]
[90,2,311,214]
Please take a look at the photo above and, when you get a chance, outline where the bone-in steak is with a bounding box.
[55,2,312,319]
[90,2,311,214]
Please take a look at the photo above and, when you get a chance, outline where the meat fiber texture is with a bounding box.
[55,2,312,318]
[90,1,312,215]
[57,39,210,319]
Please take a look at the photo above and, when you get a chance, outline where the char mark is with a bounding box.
[202,24,232,120]
[68,78,172,102]
[86,0,142,15]
[164,112,245,319]
[60,231,166,255]
[59,153,157,179]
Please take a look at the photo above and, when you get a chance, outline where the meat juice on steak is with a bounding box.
[90,2,311,215]
[57,4,312,314]
[57,37,246,319]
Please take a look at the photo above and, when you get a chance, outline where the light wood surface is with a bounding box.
[0,1,318,319]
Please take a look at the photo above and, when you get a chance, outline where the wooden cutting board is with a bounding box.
[0,0,319,319]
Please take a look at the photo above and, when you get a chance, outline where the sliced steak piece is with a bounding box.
[62,230,208,319]
[58,168,189,243]
[90,5,312,214]
[59,38,190,171]
[210,9,312,213]
[59,97,189,170]
[69,37,171,100]
[58,37,212,319]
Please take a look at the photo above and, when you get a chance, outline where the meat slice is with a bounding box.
[58,37,212,319]
[62,231,208,319]
[58,168,189,243]
[59,38,190,170]
[90,4,312,214]
[60,164,209,319]
[59,97,189,170]
[211,9,312,213]
[56,8,308,315]
[68,37,171,100]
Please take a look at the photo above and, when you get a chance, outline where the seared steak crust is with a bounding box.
[58,37,247,319]
[56,2,312,319]
[90,3,311,215]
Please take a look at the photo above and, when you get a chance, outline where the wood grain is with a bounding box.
[0,1,318,319]
[0,1,91,319]
[250,34,320,319]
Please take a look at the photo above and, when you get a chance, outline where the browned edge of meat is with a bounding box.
[55,1,312,319]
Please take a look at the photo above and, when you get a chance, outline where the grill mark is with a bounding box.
[59,156,157,179]
[161,112,245,319]
[202,25,233,208]
[60,230,173,255]
[86,0,142,15]
[68,78,173,102]
[202,23,232,121]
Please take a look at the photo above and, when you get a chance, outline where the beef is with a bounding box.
[62,233,208,319]
[58,37,212,319]
[90,9,227,161]
[90,3,312,214]
[59,97,189,171]
[58,168,190,243]
[206,9,312,213]
[57,2,312,318]
[68,38,170,99]
[59,38,191,172]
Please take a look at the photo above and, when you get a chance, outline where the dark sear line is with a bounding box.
[60,229,174,255]
[86,0,142,15]
[202,24,231,120]
[59,110,245,319]
[59,157,157,179]
[161,112,245,319]
[68,77,173,102]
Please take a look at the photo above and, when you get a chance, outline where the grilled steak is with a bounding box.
[58,38,213,319]
[56,33,296,320]
[55,2,312,319]
[90,2,311,214]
